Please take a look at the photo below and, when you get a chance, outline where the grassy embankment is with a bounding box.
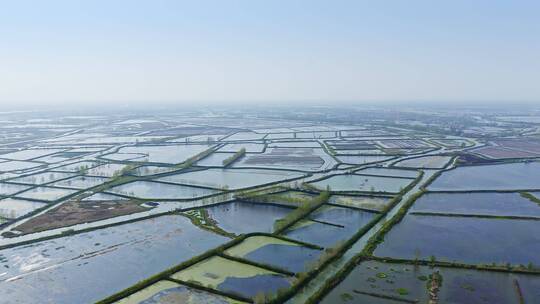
[222,148,246,167]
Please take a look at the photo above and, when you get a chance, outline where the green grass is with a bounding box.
[272,191,330,234]
[222,148,246,167]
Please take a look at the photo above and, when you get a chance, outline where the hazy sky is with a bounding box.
[1,0,539,108]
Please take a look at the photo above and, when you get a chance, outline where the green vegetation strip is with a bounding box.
[520,192,540,206]
[272,191,331,234]
[222,148,246,167]
[244,191,312,206]
[182,209,236,238]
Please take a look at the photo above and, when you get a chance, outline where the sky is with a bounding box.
[0,0,539,108]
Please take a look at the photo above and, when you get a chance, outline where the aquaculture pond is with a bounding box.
[170,256,293,299]
[310,205,376,230]
[52,161,101,172]
[205,201,292,234]
[234,147,336,171]
[225,132,266,141]
[410,192,540,217]
[321,260,540,304]
[355,167,419,178]
[335,155,392,165]
[53,175,110,189]
[7,171,77,185]
[329,194,390,211]
[374,215,540,265]
[0,148,65,161]
[0,215,228,304]
[101,152,147,162]
[87,163,131,177]
[107,181,220,199]
[218,143,265,153]
[268,141,321,148]
[116,144,212,164]
[157,168,304,190]
[0,182,32,196]
[429,162,540,191]
[283,220,356,248]
[15,186,78,201]
[131,165,178,176]
[0,198,47,218]
[309,174,412,193]
[224,236,322,273]
[115,280,246,304]
[394,155,452,169]
[0,160,43,172]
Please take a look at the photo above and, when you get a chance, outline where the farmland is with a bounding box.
[0,107,539,304]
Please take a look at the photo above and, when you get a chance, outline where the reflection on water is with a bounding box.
[0,215,227,304]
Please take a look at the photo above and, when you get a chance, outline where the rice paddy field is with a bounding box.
[107,180,221,199]
[321,260,540,304]
[0,108,539,304]
[309,174,414,193]
[428,162,540,191]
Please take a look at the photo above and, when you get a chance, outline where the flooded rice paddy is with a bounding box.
[429,162,540,191]
[374,215,540,265]
[329,195,390,211]
[410,192,540,217]
[171,255,293,299]
[0,215,228,304]
[205,201,293,234]
[310,174,413,193]
[156,168,304,190]
[115,280,246,304]
[108,181,221,199]
[321,260,540,304]
[224,236,322,273]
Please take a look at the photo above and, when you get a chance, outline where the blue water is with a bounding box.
[244,244,322,273]
[429,162,540,191]
[374,215,540,265]
[218,274,291,298]
[206,201,292,234]
[410,192,540,217]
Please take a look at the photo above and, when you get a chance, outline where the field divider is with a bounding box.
[217,252,296,276]
[368,256,540,275]
[95,234,250,304]
[272,191,331,235]
[165,278,254,303]
[352,290,419,303]
[308,218,345,228]
[409,211,540,221]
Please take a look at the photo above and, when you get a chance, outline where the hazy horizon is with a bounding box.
[1,0,539,108]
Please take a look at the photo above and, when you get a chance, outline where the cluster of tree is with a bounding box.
[273,191,330,233]
[222,147,246,166]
